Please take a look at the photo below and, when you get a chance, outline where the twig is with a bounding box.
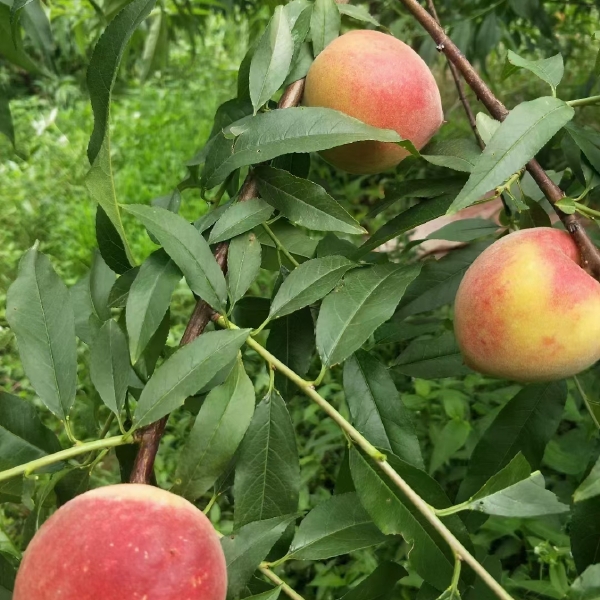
[216,316,515,600]
[128,79,306,484]
[426,0,484,149]
[397,0,600,280]
[0,436,132,483]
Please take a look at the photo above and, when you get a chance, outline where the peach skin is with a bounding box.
[454,227,600,382]
[14,484,227,600]
[303,30,443,174]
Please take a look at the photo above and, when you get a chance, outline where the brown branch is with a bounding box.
[129,79,306,485]
[426,0,484,149]
[398,0,600,279]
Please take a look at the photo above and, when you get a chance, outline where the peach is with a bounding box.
[303,30,443,174]
[454,228,600,382]
[14,484,227,600]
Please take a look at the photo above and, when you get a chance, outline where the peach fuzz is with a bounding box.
[303,30,444,174]
[14,484,227,600]
[454,228,600,382]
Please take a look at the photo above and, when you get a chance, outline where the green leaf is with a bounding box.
[462,471,568,517]
[256,166,365,234]
[0,93,14,147]
[86,0,155,163]
[374,319,443,346]
[255,221,319,268]
[344,351,423,469]
[448,97,574,213]
[124,204,227,312]
[507,50,564,91]
[234,390,300,528]
[269,255,355,320]
[393,331,473,379]
[476,113,500,145]
[429,420,471,474]
[250,5,294,114]
[565,123,600,175]
[0,4,44,75]
[317,263,422,366]
[422,139,482,173]
[350,449,473,591]
[574,455,600,503]
[221,515,297,598]
[209,199,274,244]
[396,242,491,319]
[426,219,498,242]
[340,562,407,600]
[457,381,567,502]
[90,249,116,323]
[70,272,101,345]
[126,249,181,363]
[368,177,467,219]
[173,360,255,501]
[139,9,168,81]
[266,307,315,401]
[133,328,250,428]
[95,206,132,274]
[572,497,600,574]
[6,246,77,421]
[86,0,154,264]
[469,453,531,501]
[246,588,282,600]
[570,564,600,600]
[89,319,130,424]
[284,41,313,86]
[355,195,455,258]
[288,492,387,560]
[108,268,139,308]
[0,392,61,500]
[227,233,262,308]
[201,107,405,189]
[311,0,340,56]
[337,3,380,27]
[134,310,170,383]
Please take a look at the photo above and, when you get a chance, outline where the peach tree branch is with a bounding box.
[215,315,515,600]
[398,0,600,279]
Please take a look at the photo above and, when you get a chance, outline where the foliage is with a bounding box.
[1,0,600,599]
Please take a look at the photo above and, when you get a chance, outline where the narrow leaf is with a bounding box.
[393,331,473,380]
[350,449,473,591]
[221,515,297,598]
[250,6,294,114]
[337,4,380,27]
[311,0,340,56]
[344,351,423,469]
[126,249,182,363]
[95,206,132,274]
[570,564,600,600]
[201,107,405,189]
[124,205,227,312]
[269,255,355,320]
[396,242,491,319]
[458,381,567,501]
[288,492,387,560]
[234,390,300,528]
[173,360,255,500]
[6,247,77,420]
[256,166,365,234]
[355,195,455,258]
[267,307,314,401]
[448,97,574,213]
[462,471,568,517]
[89,319,130,423]
[507,50,564,91]
[341,562,407,600]
[0,93,15,147]
[572,497,600,574]
[209,199,274,244]
[133,328,250,428]
[228,233,262,307]
[316,263,422,366]
[422,139,481,173]
[574,454,600,503]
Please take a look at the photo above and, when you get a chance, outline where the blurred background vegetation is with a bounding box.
[1,0,600,597]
